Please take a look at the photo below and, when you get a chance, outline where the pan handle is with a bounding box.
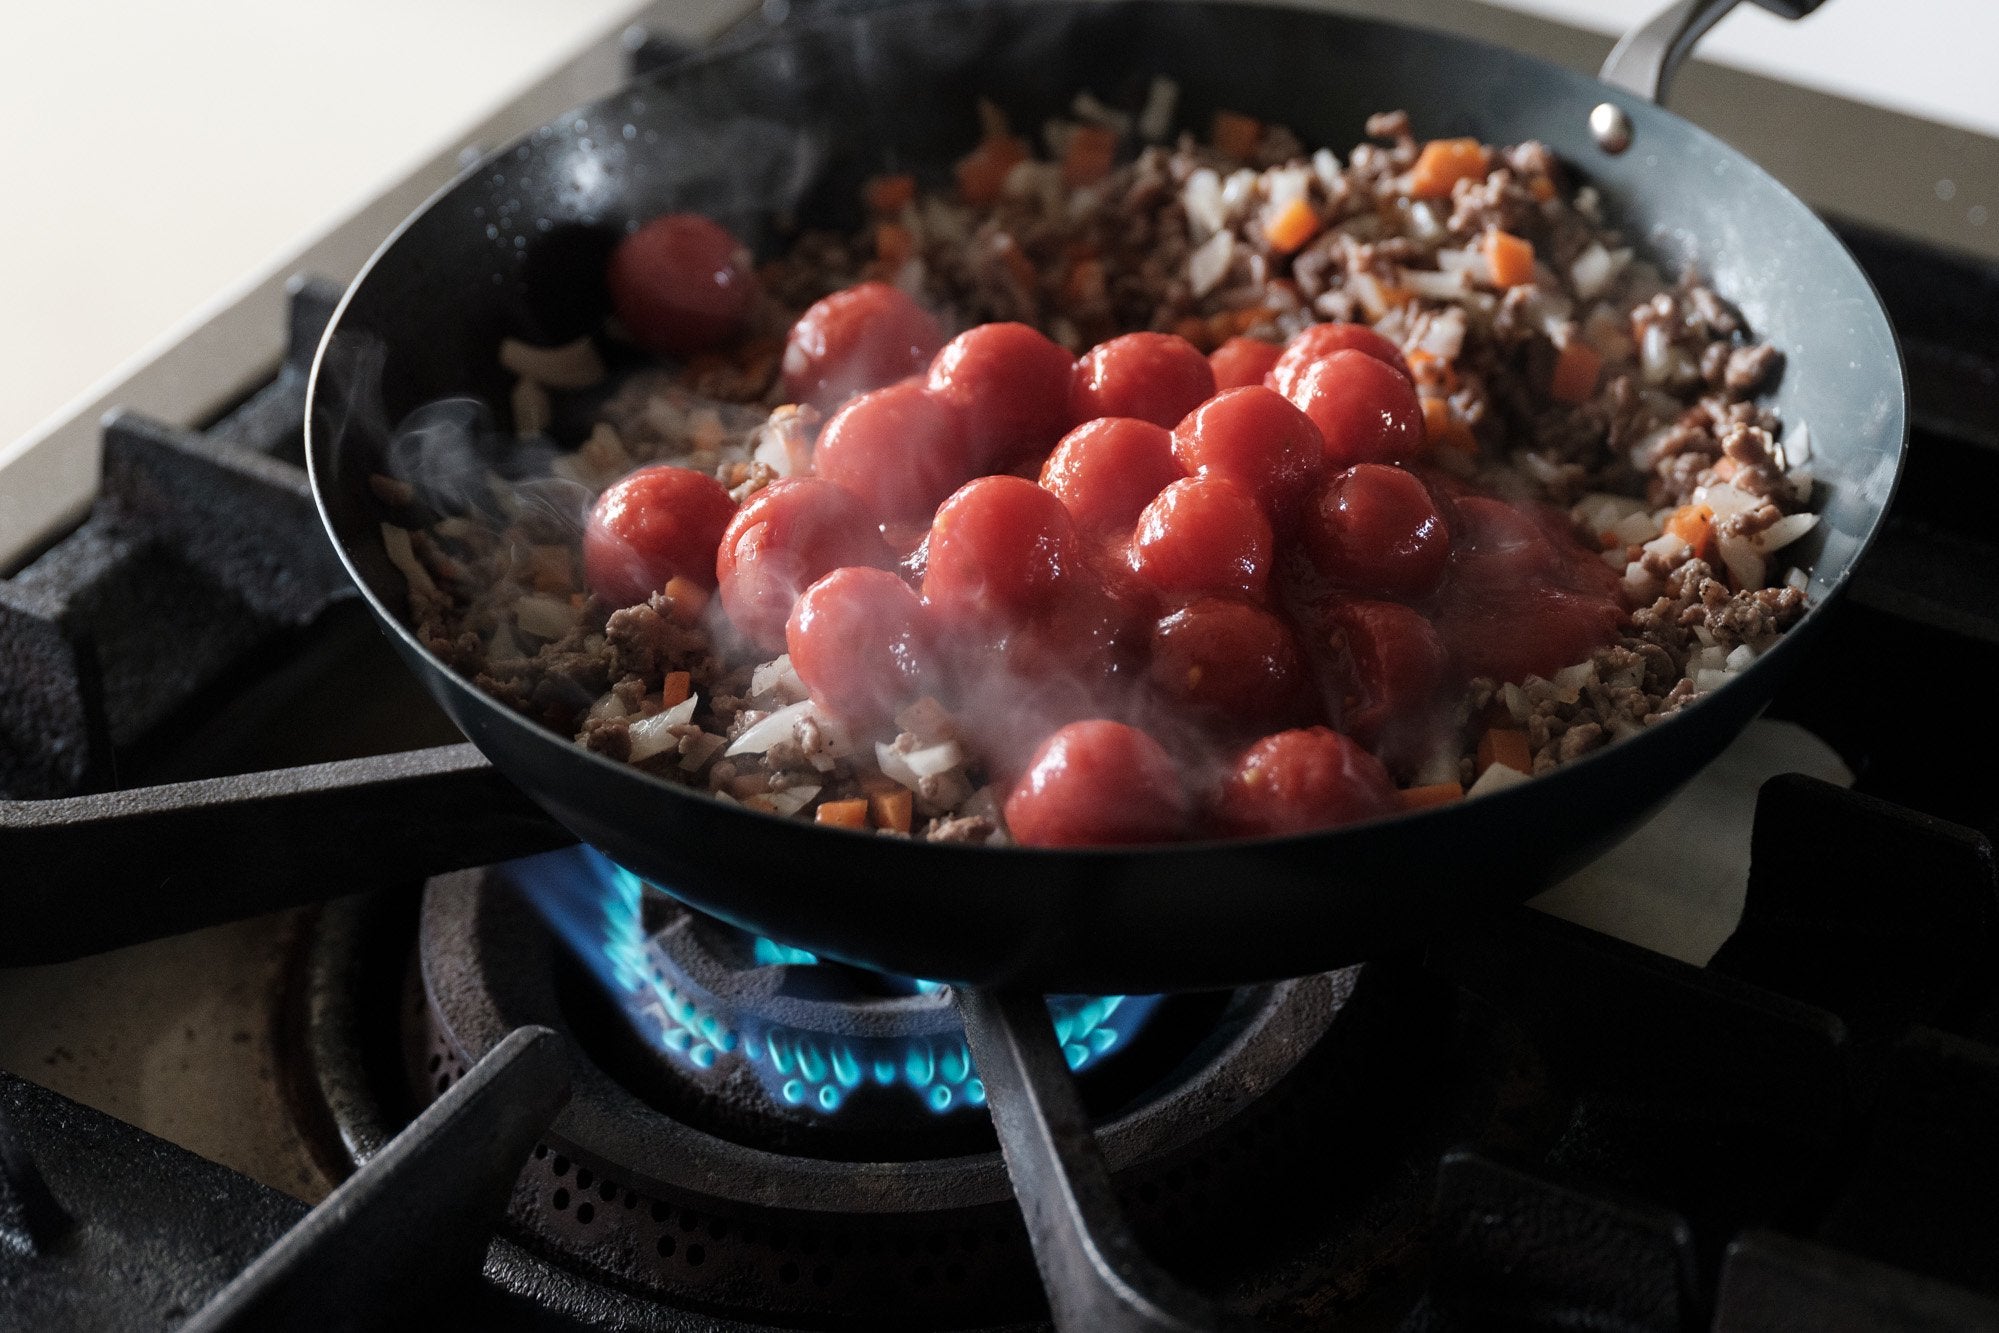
[1600,0,1826,107]
[958,988,1264,1332]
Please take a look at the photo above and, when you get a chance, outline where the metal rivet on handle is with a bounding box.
[1590,102,1633,154]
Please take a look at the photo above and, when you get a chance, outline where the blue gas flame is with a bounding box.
[502,845,1159,1115]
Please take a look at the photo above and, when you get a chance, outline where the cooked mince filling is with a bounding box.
[376,91,1815,847]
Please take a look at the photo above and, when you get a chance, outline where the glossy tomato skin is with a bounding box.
[583,465,737,607]
[1069,333,1215,429]
[1304,464,1452,600]
[1171,386,1325,525]
[715,478,894,653]
[813,379,976,525]
[922,475,1081,625]
[926,323,1076,469]
[1284,349,1425,469]
[1209,336,1284,391]
[1213,726,1398,838]
[780,282,945,409]
[1148,598,1309,730]
[1039,417,1181,538]
[1126,476,1274,602]
[786,567,935,729]
[1327,598,1452,763]
[606,214,756,359]
[1004,720,1189,846]
[1265,322,1410,398]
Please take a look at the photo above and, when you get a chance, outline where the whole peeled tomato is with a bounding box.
[716,478,894,653]
[926,322,1076,470]
[786,566,936,730]
[1265,321,1411,398]
[1148,598,1309,730]
[1171,386,1326,525]
[1304,464,1451,601]
[813,379,976,525]
[606,213,756,359]
[780,281,945,409]
[1004,720,1190,847]
[1126,476,1274,602]
[584,465,737,607]
[1284,349,1425,469]
[923,475,1081,625]
[1069,332,1216,429]
[1039,417,1182,538]
[1328,598,1451,758]
[1213,727,1398,838]
[1209,336,1284,391]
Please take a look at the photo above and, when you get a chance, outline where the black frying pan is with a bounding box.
[307,0,1904,994]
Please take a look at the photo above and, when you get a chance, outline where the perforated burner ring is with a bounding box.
[405,867,1361,1326]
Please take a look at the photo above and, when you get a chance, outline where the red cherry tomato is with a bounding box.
[1069,333,1216,429]
[786,567,935,729]
[606,214,756,360]
[583,465,737,607]
[1126,476,1274,602]
[1039,417,1181,538]
[715,478,895,653]
[1148,598,1308,730]
[813,379,976,525]
[923,475,1080,624]
[1209,336,1284,391]
[1004,720,1189,846]
[1265,322,1411,398]
[1213,727,1398,838]
[1170,386,1326,524]
[1303,464,1452,600]
[926,323,1076,469]
[1327,599,1451,756]
[780,281,945,409]
[1446,495,1562,585]
[1284,349,1425,469]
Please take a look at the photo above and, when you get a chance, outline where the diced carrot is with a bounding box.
[875,222,915,268]
[660,574,708,624]
[1211,110,1263,160]
[955,133,1029,206]
[1408,138,1490,198]
[1406,348,1458,393]
[1062,124,1119,187]
[869,788,914,834]
[1549,339,1603,405]
[1529,176,1557,202]
[1599,530,1621,551]
[1397,781,1464,811]
[1476,726,1532,777]
[1173,316,1210,347]
[660,671,692,709]
[865,173,916,215]
[1710,456,1739,481]
[1482,229,1535,288]
[1420,395,1475,456]
[1665,503,1716,561]
[815,799,871,830]
[1263,197,1320,255]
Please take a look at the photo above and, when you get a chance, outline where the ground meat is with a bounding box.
[923,814,1000,844]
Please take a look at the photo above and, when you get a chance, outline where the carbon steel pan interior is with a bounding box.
[308,0,1904,992]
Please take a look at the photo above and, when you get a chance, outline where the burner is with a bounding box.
[292,875,1562,1328]
[500,846,1169,1153]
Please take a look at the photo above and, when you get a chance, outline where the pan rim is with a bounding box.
[305,0,1909,864]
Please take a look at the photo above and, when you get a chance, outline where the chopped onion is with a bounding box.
[1182,168,1223,238]
[1187,230,1236,298]
[628,702,697,763]
[1785,421,1813,468]
[1220,168,1259,213]
[679,731,725,772]
[1754,512,1818,553]
[1695,481,1756,521]
[381,525,438,598]
[1638,324,1674,385]
[587,692,629,723]
[1070,91,1132,136]
[1694,668,1733,693]
[1467,762,1533,798]
[765,786,822,818]
[1402,268,1469,301]
[514,593,576,641]
[1137,76,1179,142]
[751,655,806,702]
[1411,305,1467,360]
[499,336,605,390]
[875,739,965,789]
[1265,165,1312,211]
[1611,510,1662,545]
[1500,682,1531,725]
[1716,532,1766,591]
[725,699,815,757]
[1725,643,1757,671]
[1786,567,1810,593]
[1310,146,1341,192]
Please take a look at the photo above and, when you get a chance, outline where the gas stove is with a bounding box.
[6,10,1999,1333]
